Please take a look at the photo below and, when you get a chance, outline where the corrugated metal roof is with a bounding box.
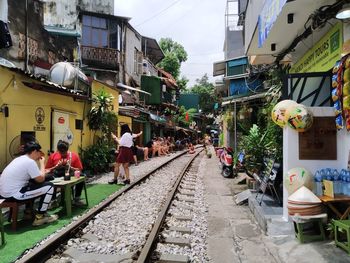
[0,65,89,100]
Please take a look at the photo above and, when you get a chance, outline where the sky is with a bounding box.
[114,0,227,87]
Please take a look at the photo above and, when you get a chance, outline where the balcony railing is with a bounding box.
[142,57,158,76]
[81,46,119,69]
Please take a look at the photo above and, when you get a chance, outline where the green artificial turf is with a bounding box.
[0,183,122,263]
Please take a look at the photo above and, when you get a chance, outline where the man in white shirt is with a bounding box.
[0,141,58,226]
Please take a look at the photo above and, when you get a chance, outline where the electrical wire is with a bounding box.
[135,0,182,27]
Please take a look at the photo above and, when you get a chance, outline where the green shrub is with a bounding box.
[80,141,115,174]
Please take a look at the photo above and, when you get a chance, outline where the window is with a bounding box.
[134,48,143,75]
[109,22,121,50]
[82,15,119,49]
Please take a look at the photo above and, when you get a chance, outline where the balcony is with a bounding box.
[142,58,158,77]
[81,46,119,70]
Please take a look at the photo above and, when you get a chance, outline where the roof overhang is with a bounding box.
[0,65,89,100]
[142,36,165,65]
[221,92,266,106]
[246,0,338,64]
[149,113,166,123]
[117,83,151,96]
[80,10,131,22]
[213,61,225,76]
[44,26,81,37]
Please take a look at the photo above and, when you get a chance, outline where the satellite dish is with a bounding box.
[118,94,123,104]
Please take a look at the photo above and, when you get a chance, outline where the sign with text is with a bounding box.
[290,23,342,73]
[299,117,336,160]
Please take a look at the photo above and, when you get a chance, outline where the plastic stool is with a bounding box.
[292,213,327,243]
[334,220,350,254]
[0,199,34,231]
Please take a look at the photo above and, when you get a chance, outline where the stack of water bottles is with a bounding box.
[314,168,347,196]
[314,168,350,196]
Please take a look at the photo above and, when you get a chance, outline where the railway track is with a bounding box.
[16,147,207,263]
[137,152,208,262]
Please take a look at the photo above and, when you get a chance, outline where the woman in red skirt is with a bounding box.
[109,124,142,184]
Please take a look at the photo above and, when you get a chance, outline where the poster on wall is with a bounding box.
[52,110,73,150]
[299,117,336,160]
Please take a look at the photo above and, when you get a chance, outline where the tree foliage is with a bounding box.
[87,88,117,136]
[185,74,217,114]
[157,38,188,80]
[177,76,189,91]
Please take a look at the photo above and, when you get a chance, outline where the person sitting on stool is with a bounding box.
[0,141,58,226]
[45,140,85,207]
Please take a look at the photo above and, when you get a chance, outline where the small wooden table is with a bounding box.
[319,195,350,220]
[53,176,89,217]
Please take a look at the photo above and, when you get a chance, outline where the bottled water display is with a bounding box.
[314,170,323,196]
[313,168,350,196]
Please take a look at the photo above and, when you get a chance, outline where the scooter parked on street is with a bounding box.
[219,147,234,178]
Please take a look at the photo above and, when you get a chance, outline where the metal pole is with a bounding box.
[234,101,237,153]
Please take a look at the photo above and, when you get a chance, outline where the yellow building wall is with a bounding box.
[0,68,120,171]
[117,115,132,137]
[89,80,120,142]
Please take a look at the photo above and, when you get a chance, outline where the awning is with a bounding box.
[221,92,266,106]
[119,106,140,118]
[44,26,81,37]
[175,126,194,135]
[142,36,165,65]
[149,113,166,123]
[213,61,225,76]
[117,83,151,96]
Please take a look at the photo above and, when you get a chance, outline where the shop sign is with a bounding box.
[299,117,336,160]
[34,107,46,131]
[290,23,342,73]
[258,0,287,48]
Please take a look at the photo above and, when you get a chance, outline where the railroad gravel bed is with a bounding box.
[154,154,209,262]
[91,152,180,184]
[60,154,193,259]
[16,151,185,262]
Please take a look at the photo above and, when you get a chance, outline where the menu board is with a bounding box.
[299,117,336,160]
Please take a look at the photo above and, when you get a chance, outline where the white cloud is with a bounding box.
[114,0,226,87]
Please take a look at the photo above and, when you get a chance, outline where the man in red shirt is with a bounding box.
[45,140,85,206]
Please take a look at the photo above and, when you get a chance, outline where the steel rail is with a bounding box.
[16,148,200,263]
[136,148,203,263]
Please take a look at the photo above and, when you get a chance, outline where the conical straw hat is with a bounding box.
[288,186,321,204]
[287,203,320,209]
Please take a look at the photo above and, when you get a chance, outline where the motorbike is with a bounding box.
[219,147,234,178]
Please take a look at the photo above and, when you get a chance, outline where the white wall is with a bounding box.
[282,107,350,219]
[125,26,141,85]
[43,0,114,28]
[244,0,264,54]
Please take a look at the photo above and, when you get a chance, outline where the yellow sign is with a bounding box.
[323,180,334,198]
[290,23,342,73]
